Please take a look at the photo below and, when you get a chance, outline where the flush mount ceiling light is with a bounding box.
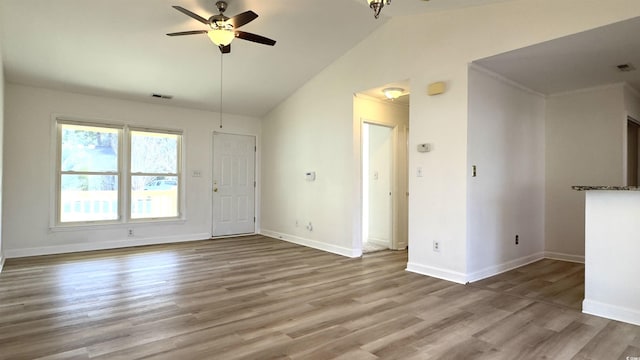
[366,0,391,19]
[383,87,404,100]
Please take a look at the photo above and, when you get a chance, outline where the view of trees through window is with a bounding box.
[58,122,181,223]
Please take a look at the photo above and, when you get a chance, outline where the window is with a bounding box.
[56,120,182,225]
[58,122,121,223]
[130,129,181,219]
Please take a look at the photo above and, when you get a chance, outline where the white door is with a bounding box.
[212,133,256,236]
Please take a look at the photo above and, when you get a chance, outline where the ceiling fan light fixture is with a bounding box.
[367,0,391,19]
[208,29,235,46]
[383,87,404,100]
[207,22,235,46]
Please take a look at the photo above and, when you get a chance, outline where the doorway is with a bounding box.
[363,123,393,253]
[212,132,256,237]
[628,118,640,186]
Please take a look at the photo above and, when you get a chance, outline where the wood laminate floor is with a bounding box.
[1,235,639,359]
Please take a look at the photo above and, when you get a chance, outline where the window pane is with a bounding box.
[131,176,178,219]
[131,131,178,174]
[61,124,118,172]
[60,175,118,222]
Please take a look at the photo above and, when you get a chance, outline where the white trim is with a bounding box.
[467,252,545,283]
[0,252,5,273]
[210,233,256,239]
[261,229,361,258]
[49,219,187,232]
[405,262,467,284]
[469,63,545,98]
[366,237,390,248]
[583,299,640,326]
[547,82,625,98]
[544,251,585,263]
[4,233,210,258]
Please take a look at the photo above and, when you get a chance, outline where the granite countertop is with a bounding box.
[572,186,640,191]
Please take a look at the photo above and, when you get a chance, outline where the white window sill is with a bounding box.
[49,218,187,232]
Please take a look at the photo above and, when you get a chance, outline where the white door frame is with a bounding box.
[359,118,409,253]
[211,131,258,237]
[363,122,394,249]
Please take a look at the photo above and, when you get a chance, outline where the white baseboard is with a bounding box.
[405,262,468,284]
[4,233,211,258]
[544,251,585,263]
[467,252,545,283]
[260,229,360,258]
[583,299,640,326]
[366,237,390,248]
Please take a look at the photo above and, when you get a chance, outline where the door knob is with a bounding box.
[213,188,218,192]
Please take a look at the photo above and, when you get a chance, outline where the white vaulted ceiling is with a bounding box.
[0,0,517,117]
[3,0,635,117]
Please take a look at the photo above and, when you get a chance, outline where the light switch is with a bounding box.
[417,167,424,177]
[192,170,202,177]
[373,171,379,180]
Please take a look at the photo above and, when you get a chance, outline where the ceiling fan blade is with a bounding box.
[219,44,231,54]
[235,31,276,46]
[166,30,208,36]
[172,6,209,24]
[227,11,258,29]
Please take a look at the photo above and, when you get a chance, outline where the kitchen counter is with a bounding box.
[572,185,640,191]
[575,189,640,326]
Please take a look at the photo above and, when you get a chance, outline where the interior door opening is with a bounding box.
[628,117,639,186]
[362,123,393,253]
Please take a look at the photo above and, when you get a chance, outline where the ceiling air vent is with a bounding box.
[616,63,636,72]
[151,93,173,100]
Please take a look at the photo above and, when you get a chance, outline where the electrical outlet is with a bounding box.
[295,220,299,227]
[306,222,313,231]
[128,229,134,237]
[433,240,440,252]
[515,234,519,245]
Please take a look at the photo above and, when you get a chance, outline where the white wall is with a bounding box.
[583,190,640,326]
[545,85,626,260]
[261,0,639,282]
[466,66,546,281]
[0,40,4,271]
[625,86,640,122]
[3,83,261,257]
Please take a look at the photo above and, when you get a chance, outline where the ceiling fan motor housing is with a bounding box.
[209,14,230,28]
[215,1,228,14]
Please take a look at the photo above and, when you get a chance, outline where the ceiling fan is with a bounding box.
[167,1,276,54]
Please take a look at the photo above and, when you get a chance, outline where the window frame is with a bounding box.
[127,127,183,221]
[56,120,124,226]
[53,118,184,227]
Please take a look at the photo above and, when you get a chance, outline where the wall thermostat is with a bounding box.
[417,143,431,153]
[305,171,316,181]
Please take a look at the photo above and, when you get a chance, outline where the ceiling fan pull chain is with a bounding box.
[219,53,224,129]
